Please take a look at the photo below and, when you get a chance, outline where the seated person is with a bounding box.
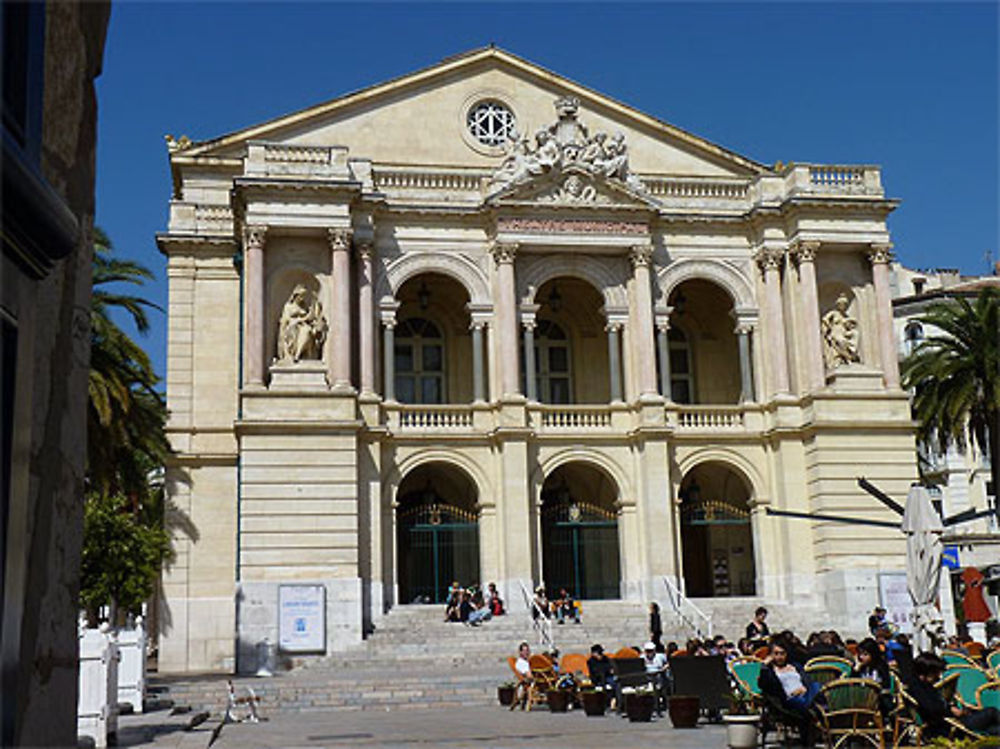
[511,641,532,710]
[458,591,473,623]
[443,589,461,622]
[759,635,822,743]
[907,652,1000,738]
[467,596,492,626]
[642,641,670,713]
[531,587,549,620]
[808,630,846,659]
[850,637,894,716]
[555,588,580,624]
[868,606,888,637]
[486,582,505,616]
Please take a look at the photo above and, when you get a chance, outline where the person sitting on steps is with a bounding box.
[555,588,580,624]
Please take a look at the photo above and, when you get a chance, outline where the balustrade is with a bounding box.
[674,405,745,430]
[373,167,486,192]
[537,406,613,430]
[390,405,475,430]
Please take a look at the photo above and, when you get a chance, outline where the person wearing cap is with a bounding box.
[643,641,669,714]
[587,644,617,707]
[531,586,550,621]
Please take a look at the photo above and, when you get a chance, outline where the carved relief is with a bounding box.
[276,284,327,364]
[487,97,649,197]
[821,293,861,370]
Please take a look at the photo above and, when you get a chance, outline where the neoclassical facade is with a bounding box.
[158,48,917,673]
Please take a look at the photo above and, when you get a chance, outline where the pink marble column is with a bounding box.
[868,243,900,388]
[755,248,790,395]
[243,225,267,388]
[357,240,375,395]
[793,240,826,390]
[328,228,353,390]
[629,244,658,396]
[490,242,520,398]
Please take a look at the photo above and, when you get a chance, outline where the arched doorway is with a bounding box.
[540,463,620,599]
[396,463,479,604]
[679,462,755,597]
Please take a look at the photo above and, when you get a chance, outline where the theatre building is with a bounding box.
[158,48,917,673]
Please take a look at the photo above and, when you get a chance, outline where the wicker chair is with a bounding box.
[817,678,884,749]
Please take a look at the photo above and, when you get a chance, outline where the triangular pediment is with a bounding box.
[486,163,660,210]
[173,48,766,180]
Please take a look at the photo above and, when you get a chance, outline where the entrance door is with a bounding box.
[542,500,620,599]
[398,503,479,604]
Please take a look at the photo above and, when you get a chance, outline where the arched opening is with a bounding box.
[679,462,755,597]
[540,463,620,599]
[395,273,472,403]
[396,463,480,604]
[525,277,609,404]
[665,279,740,404]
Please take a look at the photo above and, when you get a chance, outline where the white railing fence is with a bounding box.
[78,624,120,749]
[519,581,554,651]
[662,576,713,640]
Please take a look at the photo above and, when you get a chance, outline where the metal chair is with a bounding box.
[946,664,992,709]
[817,678,884,749]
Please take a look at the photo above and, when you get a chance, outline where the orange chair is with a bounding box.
[560,653,590,679]
[526,654,559,710]
[507,655,520,677]
[964,641,986,659]
[753,645,770,660]
[672,649,689,658]
[612,647,639,659]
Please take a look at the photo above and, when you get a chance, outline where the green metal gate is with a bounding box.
[542,500,620,600]
[398,503,479,604]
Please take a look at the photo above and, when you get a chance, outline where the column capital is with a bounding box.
[654,305,674,333]
[753,247,784,272]
[327,227,353,252]
[604,321,623,333]
[379,300,400,327]
[867,242,894,265]
[244,224,267,250]
[490,241,518,265]
[734,320,756,335]
[628,243,653,269]
[469,319,486,332]
[790,239,821,264]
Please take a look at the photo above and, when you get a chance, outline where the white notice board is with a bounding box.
[877,572,913,634]
[278,584,326,653]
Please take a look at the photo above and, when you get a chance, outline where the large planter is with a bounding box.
[668,694,700,728]
[625,692,656,722]
[580,690,606,716]
[724,715,760,748]
[497,685,516,706]
[547,689,570,713]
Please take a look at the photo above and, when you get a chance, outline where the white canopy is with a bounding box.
[901,485,945,652]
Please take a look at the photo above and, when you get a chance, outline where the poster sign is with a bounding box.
[941,546,961,569]
[878,572,913,634]
[278,584,326,653]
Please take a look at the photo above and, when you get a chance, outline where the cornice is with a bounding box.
[156,233,238,257]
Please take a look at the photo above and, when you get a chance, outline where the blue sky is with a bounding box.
[96,2,999,382]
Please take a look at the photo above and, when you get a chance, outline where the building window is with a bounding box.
[534,319,571,404]
[904,321,924,356]
[669,328,694,404]
[394,317,445,404]
[466,100,516,147]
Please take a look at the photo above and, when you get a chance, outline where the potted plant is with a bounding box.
[668,693,701,728]
[579,686,607,716]
[497,681,517,706]
[622,685,656,722]
[547,687,571,713]
[723,692,760,749]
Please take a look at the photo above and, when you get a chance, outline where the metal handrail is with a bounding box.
[663,576,713,640]
[519,581,554,650]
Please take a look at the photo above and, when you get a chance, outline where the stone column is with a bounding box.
[735,320,755,403]
[357,240,375,396]
[470,320,485,402]
[868,243,900,388]
[755,248,790,395]
[491,242,521,398]
[328,228,353,390]
[792,240,825,390]
[522,317,537,401]
[655,309,673,400]
[606,321,623,402]
[380,304,398,401]
[244,225,267,388]
[629,244,658,396]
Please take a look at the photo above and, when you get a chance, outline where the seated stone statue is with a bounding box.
[276,284,327,364]
[821,293,861,369]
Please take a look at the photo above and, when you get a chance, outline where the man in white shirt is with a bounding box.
[511,642,532,710]
[643,641,669,715]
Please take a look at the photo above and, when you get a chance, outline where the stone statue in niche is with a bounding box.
[276,284,327,364]
[821,293,861,369]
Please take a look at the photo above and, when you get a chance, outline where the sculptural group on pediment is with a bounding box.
[488,96,646,196]
[276,284,327,364]
[821,292,861,370]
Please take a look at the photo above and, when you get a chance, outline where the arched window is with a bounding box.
[535,319,572,404]
[903,321,924,357]
[669,328,694,404]
[395,317,444,404]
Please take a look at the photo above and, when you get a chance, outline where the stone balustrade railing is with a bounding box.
[785,163,883,197]
[641,176,750,202]
[672,405,746,430]
[245,141,350,178]
[388,404,475,430]
[373,167,487,193]
[534,405,613,430]
[168,201,234,234]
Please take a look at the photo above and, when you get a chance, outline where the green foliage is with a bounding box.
[902,288,1000,503]
[81,492,172,618]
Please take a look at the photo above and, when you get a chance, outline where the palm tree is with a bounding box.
[901,287,1000,513]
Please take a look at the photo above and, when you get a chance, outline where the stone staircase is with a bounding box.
[148,596,836,715]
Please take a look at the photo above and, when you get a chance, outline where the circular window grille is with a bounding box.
[466,100,516,147]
